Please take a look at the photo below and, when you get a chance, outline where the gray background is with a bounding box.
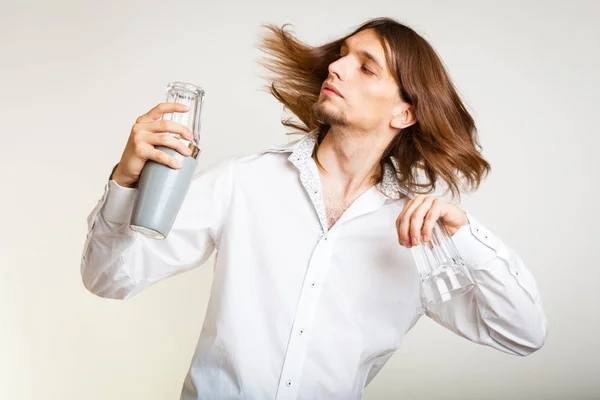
[1,0,598,398]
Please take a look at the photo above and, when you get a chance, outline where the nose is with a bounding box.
[327,56,346,81]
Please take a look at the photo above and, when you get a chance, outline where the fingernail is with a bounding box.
[422,234,428,242]
[412,236,419,246]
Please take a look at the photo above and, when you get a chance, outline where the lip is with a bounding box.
[322,83,343,98]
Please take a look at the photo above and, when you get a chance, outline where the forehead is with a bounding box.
[344,29,384,51]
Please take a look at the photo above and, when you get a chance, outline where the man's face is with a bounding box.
[313,28,405,132]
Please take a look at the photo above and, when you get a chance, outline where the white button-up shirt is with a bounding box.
[81,131,548,400]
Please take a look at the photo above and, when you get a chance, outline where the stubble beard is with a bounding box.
[312,96,349,127]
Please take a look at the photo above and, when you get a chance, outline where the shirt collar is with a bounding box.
[260,129,412,200]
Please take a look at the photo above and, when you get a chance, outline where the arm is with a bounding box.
[80,157,236,300]
[423,212,548,356]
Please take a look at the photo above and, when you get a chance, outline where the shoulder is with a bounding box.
[257,135,305,155]
[230,134,306,169]
[193,132,310,183]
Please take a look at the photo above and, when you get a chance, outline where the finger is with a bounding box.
[136,102,190,124]
[144,119,193,141]
[146,146,183,169]
[397,194,419,222]
[409,196,435,246]
[421,200,442,242]
[397,194,427,246]
[132,136,182,169]
[397,194,426,223]
[147,132,193,157]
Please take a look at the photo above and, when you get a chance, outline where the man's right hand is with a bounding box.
[112,102,195,188]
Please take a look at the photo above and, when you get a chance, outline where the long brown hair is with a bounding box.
[256,17,491,201]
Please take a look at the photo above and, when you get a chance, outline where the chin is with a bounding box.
[313,101,349,126]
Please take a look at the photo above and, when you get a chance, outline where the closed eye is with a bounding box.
[333,50,376,76]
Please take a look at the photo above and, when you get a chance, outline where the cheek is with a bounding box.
[343,82,394,119]
[356,90,393,118]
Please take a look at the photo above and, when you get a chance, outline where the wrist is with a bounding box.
[111,165,137,189]
[447,210,469,236]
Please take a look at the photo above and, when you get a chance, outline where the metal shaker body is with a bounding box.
[130,82,205,239]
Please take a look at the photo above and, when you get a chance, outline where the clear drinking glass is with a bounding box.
[411,220,475,309]
[129,81,205,239]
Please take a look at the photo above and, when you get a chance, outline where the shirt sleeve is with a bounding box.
[80,157,237,300]
[421,211,548,356]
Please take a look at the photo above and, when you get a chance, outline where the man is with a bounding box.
[81,17,547,400]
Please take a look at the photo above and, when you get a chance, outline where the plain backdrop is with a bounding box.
[1,0,598,399]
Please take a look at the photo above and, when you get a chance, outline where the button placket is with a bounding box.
[275,232,334,400]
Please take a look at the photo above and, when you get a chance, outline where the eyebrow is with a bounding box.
[340,39,385,72]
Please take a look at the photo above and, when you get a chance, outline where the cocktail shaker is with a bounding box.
[130,81,205,239]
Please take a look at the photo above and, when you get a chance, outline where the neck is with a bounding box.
[314,125,392,198]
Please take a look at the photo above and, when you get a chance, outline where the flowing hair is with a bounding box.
[256,17,491,201]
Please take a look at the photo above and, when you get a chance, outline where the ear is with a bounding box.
[390,105,416,130]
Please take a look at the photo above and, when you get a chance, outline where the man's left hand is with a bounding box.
[396,194,469,248]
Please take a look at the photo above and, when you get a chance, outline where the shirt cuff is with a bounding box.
[100,179,138,224]
[450,212,502,270]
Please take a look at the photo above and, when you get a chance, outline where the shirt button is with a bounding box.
[286,380,293,387]
[310,281,316,288]
[299,328,305,335]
